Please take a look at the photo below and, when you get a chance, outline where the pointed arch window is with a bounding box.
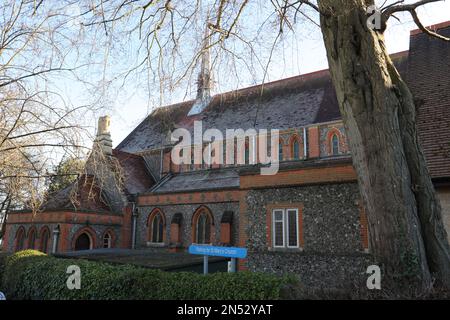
[28,228,36,250]
[40,227,50,253]
[331,134,339,155]
[103,232,112,248]
[292,137,300,160]
[15,227,25,251]
[244,143,250,165]
[193,207,213,245]
[149,210,165,243]
[278,141,283,161]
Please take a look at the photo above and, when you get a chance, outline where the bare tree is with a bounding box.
[0,1,106,236]
[75,0,450,292]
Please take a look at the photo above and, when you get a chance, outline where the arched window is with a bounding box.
[193,207,213,244]
[27,227,36,250]
[331,134,339,155]
[15,227,25,251]
[148,209,165,243]
[40,227,50,253]
[103,232,112,248]
[278,142,283,162]
[244,143,250,165]
[291,137,300,160]
[190,147,195,170]
[74,233,92,251]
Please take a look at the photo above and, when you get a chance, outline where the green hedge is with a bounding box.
[1,250,296,300]
[0,251,10,285]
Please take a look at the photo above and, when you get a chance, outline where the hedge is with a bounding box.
[0,250,296,300]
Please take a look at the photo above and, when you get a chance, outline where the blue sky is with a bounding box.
[61,1,450,148]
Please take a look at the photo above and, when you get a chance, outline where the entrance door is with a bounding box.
[74,233,91,251]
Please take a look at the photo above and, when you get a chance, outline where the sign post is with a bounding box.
[203,255,208,275]
[189,245,247,275]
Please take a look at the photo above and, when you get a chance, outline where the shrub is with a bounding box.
[0,251,11,285]
[1,250,296,300]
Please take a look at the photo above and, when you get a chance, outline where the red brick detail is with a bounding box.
[7,211,123,225]
[289,134,304,160]
[266,203,304,249]
[138,190,241,206]
[358,202,369,250]
[240,164,357,189]
[121,206,133,249]
[323,126,348,156]
[220,223,231,245]
[2,225,10,251]
[308,126,320,158]
[170,223,181,243]
[163,151,171,174]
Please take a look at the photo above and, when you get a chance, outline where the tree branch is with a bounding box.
[382,0,450,41]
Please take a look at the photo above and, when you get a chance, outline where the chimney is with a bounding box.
[94,116,113,156]
[188,23,213,116]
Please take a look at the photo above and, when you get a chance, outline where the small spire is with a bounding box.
[188,22,213,116]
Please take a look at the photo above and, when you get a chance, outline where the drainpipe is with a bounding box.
[52,225,60,254]
[131,202,138,250]
[303,127,308,159]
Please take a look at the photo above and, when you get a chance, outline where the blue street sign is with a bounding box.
[189,245,247,259]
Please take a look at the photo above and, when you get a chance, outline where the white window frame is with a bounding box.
[272,209,285,248]
[286,209,299,249]
[272,208,300,249]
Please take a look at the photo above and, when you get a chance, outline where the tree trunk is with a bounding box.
[318,0,450,291]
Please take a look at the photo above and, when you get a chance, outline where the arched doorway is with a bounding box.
[74,233,92,251]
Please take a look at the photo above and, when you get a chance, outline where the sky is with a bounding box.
[84,1,450,148]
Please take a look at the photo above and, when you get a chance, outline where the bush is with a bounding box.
[0,251,11,285]
[1,250,296,300]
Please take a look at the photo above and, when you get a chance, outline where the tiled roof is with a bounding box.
[116,71,340,154]
[407,24,450,178]
[112,150,155,196]
[150,168,240,194]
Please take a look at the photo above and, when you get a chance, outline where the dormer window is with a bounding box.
[278,142,283,162]
[245,142,250,165]
[292,137,300,160]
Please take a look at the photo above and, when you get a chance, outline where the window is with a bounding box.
[103,233,112,248]
[244,143,250,165]
[150,213,164,243]
[195,211,212,244]
[15,228,25,251]
[40,228,50,253]
[331,134,339,155]
[272,209,299,248]
[28,228,36,249]
[292,138,300,160]
[278,142,283,162]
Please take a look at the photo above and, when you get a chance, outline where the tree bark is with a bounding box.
[318,0,450,291]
